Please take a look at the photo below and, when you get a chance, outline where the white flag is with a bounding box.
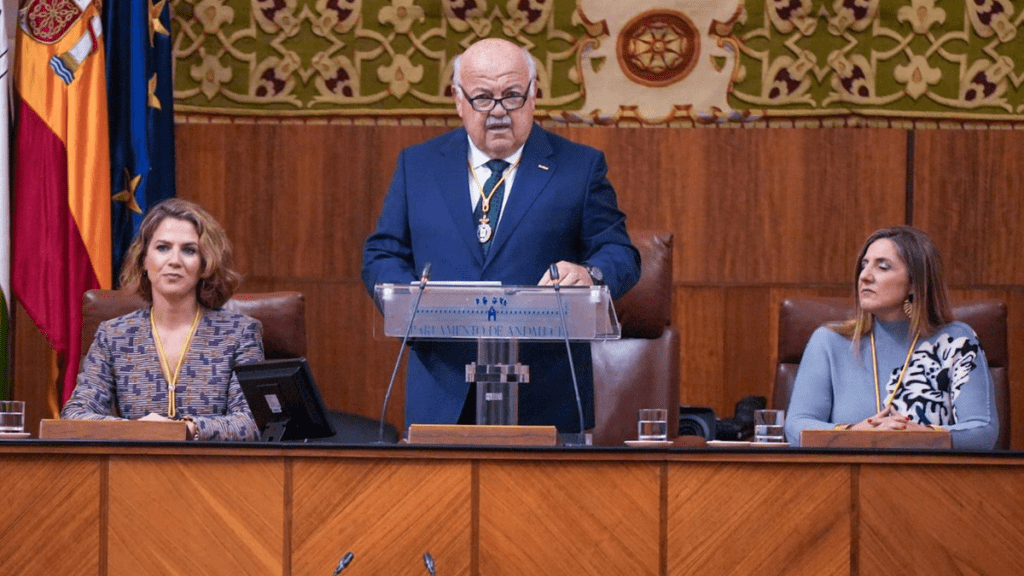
[1,0,13,395]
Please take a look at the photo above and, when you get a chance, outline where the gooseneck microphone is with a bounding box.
[378,262,432,443]
[549,264,586,444]
[331,551,354,575]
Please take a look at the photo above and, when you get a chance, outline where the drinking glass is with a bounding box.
[753,409,785,443]
[637,408,668,442]
[0,400,26,434]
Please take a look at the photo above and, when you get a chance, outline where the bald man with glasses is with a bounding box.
[362,38,641,434]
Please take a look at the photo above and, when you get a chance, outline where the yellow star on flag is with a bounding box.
[148,74,162,109]
[150,0,170,46]
[112,168,143,214]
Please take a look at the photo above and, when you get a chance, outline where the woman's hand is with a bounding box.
[139,412,173,422]
[848,405,923,431]
[140,412,198,438]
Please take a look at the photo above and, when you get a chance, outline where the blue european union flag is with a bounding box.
[105,0,176,285]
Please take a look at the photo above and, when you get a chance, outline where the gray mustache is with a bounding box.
[486,118,511,128]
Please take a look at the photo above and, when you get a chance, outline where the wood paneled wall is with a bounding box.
[12,125,1024,448]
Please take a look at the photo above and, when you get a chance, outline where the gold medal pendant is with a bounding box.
[477,220,492,243]
[470,157,522,247]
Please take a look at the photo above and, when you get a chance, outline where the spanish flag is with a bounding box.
[13,0,112,403]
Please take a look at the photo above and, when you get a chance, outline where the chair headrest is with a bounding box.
[81,289,307,359]
[778,296,1007,368]
[615,230,673,339]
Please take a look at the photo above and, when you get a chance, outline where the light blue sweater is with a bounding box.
[785,319,998,450]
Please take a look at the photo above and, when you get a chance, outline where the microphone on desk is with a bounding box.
[378,262,432,444]
[423,552,437,575]
[330,551,354,576]
[549,264,586,444]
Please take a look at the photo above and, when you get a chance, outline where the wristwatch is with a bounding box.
[584,265,604,285]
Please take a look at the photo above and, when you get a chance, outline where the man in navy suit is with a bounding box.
[362,38,641,433]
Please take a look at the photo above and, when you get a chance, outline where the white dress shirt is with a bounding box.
[467,137,524,227]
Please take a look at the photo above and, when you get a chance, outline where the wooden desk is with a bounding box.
[1,442,1022,576]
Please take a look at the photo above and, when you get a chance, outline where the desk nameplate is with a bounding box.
[39,419,188,441]
[801,428,951,449]
[407,424,558,446]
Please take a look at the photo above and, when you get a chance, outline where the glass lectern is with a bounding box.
[374,283,621,428]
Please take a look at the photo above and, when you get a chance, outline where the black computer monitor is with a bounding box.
[235,358,336,442]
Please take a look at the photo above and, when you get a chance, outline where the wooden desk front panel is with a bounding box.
[292,458,472,576]
[0,455,102,576]
[479,460,661,576]
[667,462,851,576]
[6,446,1024,576]
[106,456,284,576]
[859,464,1024,575]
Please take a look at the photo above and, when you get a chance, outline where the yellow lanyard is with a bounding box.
[151,308,202,418]
[870,328,921,412]
[469,157,522,217]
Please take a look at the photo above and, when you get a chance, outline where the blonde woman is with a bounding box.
[62,199,261,441]
[785,226,997,449]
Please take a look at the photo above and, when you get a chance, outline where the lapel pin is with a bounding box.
[538,164,549,170]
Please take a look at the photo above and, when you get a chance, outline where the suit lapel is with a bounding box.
[435,130,484,266]
[485,125,554,266]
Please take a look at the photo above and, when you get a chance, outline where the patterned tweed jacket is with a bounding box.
[61,307,264,441]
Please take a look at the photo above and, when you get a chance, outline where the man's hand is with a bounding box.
[538,261,592,286]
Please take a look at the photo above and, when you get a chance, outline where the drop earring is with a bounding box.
[903,293,914,317]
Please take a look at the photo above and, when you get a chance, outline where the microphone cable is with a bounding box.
[549,264,586,444]
[378,262,432,443]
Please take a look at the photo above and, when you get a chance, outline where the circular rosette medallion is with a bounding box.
[616,10,700,88]
[22,0,85,44]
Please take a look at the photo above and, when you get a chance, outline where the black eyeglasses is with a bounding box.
[460,81,533,112]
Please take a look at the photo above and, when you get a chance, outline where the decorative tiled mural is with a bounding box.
[172,0,1024,126]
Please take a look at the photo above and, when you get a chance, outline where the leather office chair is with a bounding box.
[82,290,308,360]
[590,231,679,446]
[773,296,1009,449]
[80,289,398,443]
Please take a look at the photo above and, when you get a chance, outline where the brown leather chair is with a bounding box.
[82,289,307,360]
[773,296,1009,449]
[590,231,679,446]
[79,289,398,443]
